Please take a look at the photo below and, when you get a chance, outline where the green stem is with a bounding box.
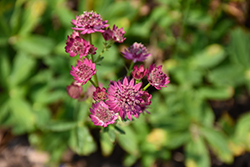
[94,41,113,63]
[127,62,135,76]
[89,79,97,88]
[94,73,99,87]
[142,83,151,91]
[88,34,99,86]
[89,34,94,61]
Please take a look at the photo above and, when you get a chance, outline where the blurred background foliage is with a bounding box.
[0,0,250,166]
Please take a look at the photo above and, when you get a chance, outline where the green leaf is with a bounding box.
[18,0,47,35]
[198,86,234,100]
[100,132,115,156]
[114,125,126,134]
[13,35,55,57]
[9,51,36,87]
[116,126,139,156]
[33,107,51,127]
[191,44,226,68]
[234,112,250,141]
[123,154,138,167]
[165,131,191,149]
[0,100,10,124]
[107,127,116,142]
[132,116,150,141]
[69,126,97,155]
[141,155,155,167]
[0,50,11,88]
[55,6,75,28]
[185,137,210,167]
[42,121,77,132]
[30,85,65,105]
[201,127,233,163]
[199,103,214,128]
[77,102,89,123]
[228,28,250,67]
[8,98,35,134]
[208,64,245,86]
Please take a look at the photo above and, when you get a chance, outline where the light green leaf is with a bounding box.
[123,154,138,167]
[13,35,55,57]
[69,126,97,155]
[9,51,36,87]
[165,131,191,149]
[43,121,77,132]
[0,50,11,88]
[100,132,114,156]
[191,44,226,68]
[18,0,47,35]
[55,6,75,28]
[198,86,234,100]
[201,127,233,163]
[208,64,245,86]
[228,28,250,67]
[185,137,210,167]
[234,112,250,141]
[116,126,139,156]
[8,98,35,134]
[77,102,89,123]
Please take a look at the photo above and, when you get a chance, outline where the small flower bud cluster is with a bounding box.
[65,11,170,128]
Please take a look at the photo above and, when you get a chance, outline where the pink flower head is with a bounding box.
[70,31,80,39]
[72,11,109,35]
[66,81,83,99]
[121,42,151,63]
[89,44,97,55]
[102,25,126,43]
[131,64,147,80]
[111,25,126,43]
[106,77,151,120]
[147,64,170,90]
[86,83,104,99]
[89,101,118,127]
[102,27,113,41]
[65,36,91,58]
[93,87,107,101]
[140,91,152,114]
[70,58,96,85]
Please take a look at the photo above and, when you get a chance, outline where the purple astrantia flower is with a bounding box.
[89,101,118,127]
[70,58,96,85]
[65,36,91,58]
[131,64,147,80]
[93,87,107,101]
[106,77,151,120]
[72,11,109,35]
[66,81,83,99]
[121,42,151,63]
[147,64,170,90]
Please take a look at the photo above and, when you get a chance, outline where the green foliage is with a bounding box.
[0,0,250,166]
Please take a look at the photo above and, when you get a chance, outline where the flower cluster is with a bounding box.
[65,11,170,128]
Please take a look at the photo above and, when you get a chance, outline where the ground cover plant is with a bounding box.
[0,0,250,167]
